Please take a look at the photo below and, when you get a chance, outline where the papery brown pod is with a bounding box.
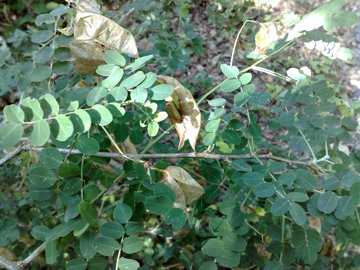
[157,75,201,151]
[70,0,138,74]
[161,166,204,210]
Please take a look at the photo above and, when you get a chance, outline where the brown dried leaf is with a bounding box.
[0,247,17,261]
[119,137,137,154]
[69,41,107,74]
[308,216,321,233]
[164,166,204,205]
[157,75,201,151]
[255,22,278,55]
[70,0,138,74]
[162,170,186,209]
[74,13,138,58]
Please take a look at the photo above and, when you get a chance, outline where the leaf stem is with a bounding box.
[251,66,294,82]
[115,236,124,270]
[196,78,229,106]
[101,126,143,164]
[230,19,258,67]
[245,220,265,242]
[356,208,360,227]
[140,125,174,154]
[239,41,294,74]
[80,155,85,200]
[280,215,285,263]
[240,188,253,209]
[298,129,317,162]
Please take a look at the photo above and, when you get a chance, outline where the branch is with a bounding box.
[0,143,313,167]
[0,242,46,270]
[0,141,30,167]
[26,147,310,166]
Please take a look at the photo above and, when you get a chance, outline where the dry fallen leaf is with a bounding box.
[162,166,204,209]
[162,170,186,209]
[308,216,321,233]
[70,0,138,74]
[157,75,201,151]
[119,137,137,154]
[69,41,107,74]
[254,22,278,55]
[0,247,17,261]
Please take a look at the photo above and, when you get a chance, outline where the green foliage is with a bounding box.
[0,0,359,269]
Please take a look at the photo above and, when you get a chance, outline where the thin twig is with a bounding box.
[0,141,30,166]
[196,78,229,105]
[230,19,258,67]
[0,242,46,270]
[101,126,145,164]
[239,41,294,75]
[141,125,173,154]
[298,129,317,162]
[251,66,294,82]
[115,236,124,270]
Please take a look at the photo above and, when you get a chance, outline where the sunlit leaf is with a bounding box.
[147,121,159,137]
[21,97,44,121]
[151,84,174,100]
[290,0,349,38]
[72,109,92,132]
[255,22,278,55]
[130,87,147,103]
[88,104,113,126]
[103,50,126,66]
[220,64,239,78]
[125,55,153,72]
[108,87,128,103]
[118,258,140,270]
[40,94,60,117]
[0,123,24,150]
[52,115,74,141]
[3,105,24,123]
[221,79,241,93]
[96,64,116,76]
[120,71,146,89]
[101,66,124,89]
[208,98,226,107]
[30,120,50,146]
[153,111,168,122]
[87,87,107,106]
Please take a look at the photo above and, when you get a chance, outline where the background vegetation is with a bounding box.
[0,0,359,269]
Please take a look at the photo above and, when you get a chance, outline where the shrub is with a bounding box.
[0,0,359,269]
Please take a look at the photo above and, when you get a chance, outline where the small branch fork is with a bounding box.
[0,141,313,167]
[0,242,46,270]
